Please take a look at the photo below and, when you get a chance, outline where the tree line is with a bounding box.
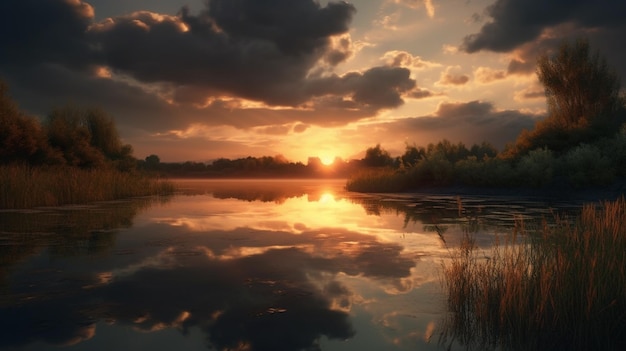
[139,154,364,178]
[348,38,626,192]
[1,83,135,171]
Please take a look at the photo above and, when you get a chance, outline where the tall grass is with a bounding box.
[0,165,174,209]
[441,198,626,350]
[345,168,408,192]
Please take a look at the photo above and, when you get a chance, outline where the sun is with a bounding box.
[320,155,335,166]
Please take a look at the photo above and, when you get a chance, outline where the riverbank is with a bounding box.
[0,165,175,209]
[346,170,626,203]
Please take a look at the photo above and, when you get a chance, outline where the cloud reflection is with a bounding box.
[0,222,420,350]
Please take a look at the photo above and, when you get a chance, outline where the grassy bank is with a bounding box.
[441,198,626,350]
[345,168,408,193]
[0,165,175,209]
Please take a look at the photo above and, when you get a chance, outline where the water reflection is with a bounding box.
[0,180,586,351]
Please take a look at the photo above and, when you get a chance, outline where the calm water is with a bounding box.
[0,179,585,351]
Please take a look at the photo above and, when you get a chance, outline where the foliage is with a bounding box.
[515,147,555,187]
[345,168,407,192]
[0,81,56,164]
[45,106,135,169]
[363,144,394,167]
[0,79,172,208]
[560,143,615,187]
[441,198,626,350]
[538,38,622,131]
[507,38,625,158]
[411,151,455,185]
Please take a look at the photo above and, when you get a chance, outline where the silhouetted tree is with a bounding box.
[46,106,105,168]
[401,143,426,167]
[0,80,56,164]
[507,38,625,158]
[45,105,136,169]
[364,144,393,167]
[538,38,621,131]
[145,154,161,170]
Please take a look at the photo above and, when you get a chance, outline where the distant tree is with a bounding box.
[144,154,161,170]
[469,141,498,160]
[364,144,394,167]
[426,139,470,163]
[401,143,426,167]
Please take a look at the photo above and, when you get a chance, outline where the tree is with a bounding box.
[507,38,625,158]
[0,80,55,164]
[364,144,393,167]
[537,38,621,131]
[45,105,135,169]
[85,108,123,159]
[46,106,105,168]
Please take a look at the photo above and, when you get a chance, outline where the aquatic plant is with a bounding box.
[440,197,626,350]
[345,168,407,192]
[0,165,174,209]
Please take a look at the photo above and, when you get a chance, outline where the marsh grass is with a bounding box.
[441,198,626,350]
[345,168,408,192]
[0,165,174,209]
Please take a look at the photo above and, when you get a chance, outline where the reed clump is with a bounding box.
[0,165,174,209]
[345,168,408,193]
[441,197,626,350]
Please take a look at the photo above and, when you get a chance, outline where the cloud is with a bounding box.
[407,88,442,100]
[293,123,311,133]
[0,224,417,349]
[373,100,542,149]
[87,1,356,106]
[391,0,436,18]
[306,66,417,110]
[381,50,441,69]
[461,0,626,80]
[0,0,95,67]
[0,0,428,136]
[437,66,470,85]
[514,84,546,102]
[474,66,507,84]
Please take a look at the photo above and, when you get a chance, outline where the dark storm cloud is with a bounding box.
[0,0,94,67]
[307,66,417,110]
[463,0,626,80]
[0,0,422,132]
[383,100,540,149]
[87,0,358,106]
[462,0,626,53]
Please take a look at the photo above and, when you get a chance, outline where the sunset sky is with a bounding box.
[2,0,625,163]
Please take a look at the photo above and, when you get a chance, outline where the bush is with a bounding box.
[516,148,555,187]
[561,144,615,187]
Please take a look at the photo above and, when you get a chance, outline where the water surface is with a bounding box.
[0,179,583,350]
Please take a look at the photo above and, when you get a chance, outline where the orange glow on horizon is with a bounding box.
[320,156,335,165]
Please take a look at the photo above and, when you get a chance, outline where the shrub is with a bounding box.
[561,144,615,187]
[515,148,555,187]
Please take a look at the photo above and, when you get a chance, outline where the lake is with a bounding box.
[0,179,587,351]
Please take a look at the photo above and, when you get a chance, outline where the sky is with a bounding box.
[1,0,625,164]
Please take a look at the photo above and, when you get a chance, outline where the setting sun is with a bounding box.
[320,156,335,166]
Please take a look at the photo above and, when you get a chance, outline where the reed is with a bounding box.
[345,168,407,193]
[441,198,626,350]
[0,165,175,209]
